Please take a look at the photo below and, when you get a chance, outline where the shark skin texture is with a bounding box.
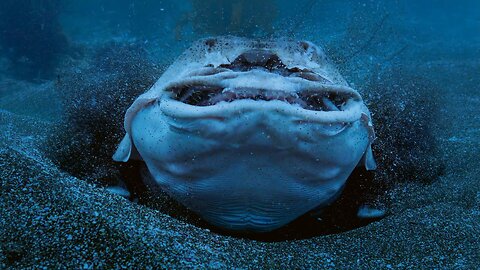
[113,36,376,232]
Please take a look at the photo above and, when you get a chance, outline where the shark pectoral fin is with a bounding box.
[359,112,376,170]
[113,133,142,162]
[362,144,377,170]
[113,135,132,162]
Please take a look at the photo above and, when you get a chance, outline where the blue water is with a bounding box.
[1,0,478,79]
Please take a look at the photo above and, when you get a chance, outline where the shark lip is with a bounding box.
[165,49,361,112]
[160,48,365,123]
[161,79,365,125]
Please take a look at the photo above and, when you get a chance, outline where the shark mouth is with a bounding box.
[167,50,359,112]
[169,85,354,112]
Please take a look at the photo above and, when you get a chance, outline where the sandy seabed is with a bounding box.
[0,58,479,269]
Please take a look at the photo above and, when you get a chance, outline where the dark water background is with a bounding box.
[0,0,479,268]
[0,0,478,80]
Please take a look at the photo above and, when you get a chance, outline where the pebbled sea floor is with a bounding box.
[1,57,479,269]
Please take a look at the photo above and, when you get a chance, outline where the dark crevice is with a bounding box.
[168,83,350,111]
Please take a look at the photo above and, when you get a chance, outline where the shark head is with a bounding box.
[114,37,376,232]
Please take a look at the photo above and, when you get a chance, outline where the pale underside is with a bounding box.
[114,36,376,232]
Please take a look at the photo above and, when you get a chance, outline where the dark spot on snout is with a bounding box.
[205,38,216,48]
[299,41,310,52]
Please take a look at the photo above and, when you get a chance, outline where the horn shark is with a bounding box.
[113,37,376,232]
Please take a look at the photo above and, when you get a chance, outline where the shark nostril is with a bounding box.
[226,49,285,71]
[217,50,327,82]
